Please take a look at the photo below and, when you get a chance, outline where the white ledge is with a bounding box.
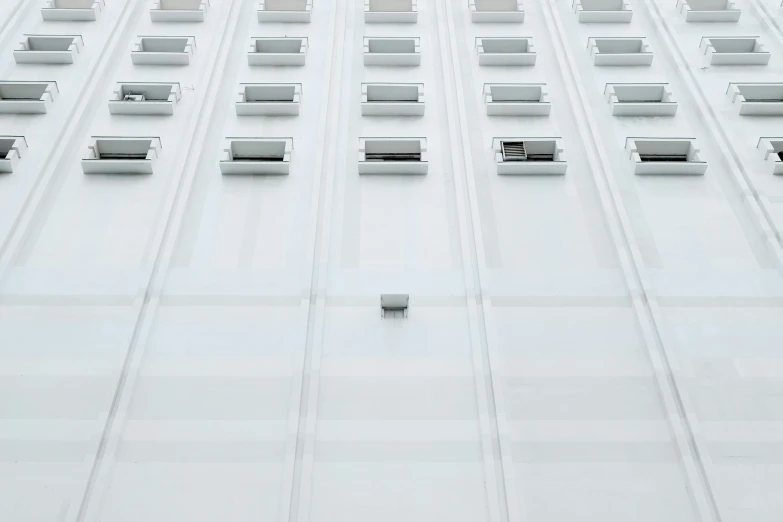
[150,0,208,22]
[0,136,28,174]
[727,82,783,115]
[131,36,196,65]
[573,0,632,23]
[588,37,653,66]
[108,82,181,115]
[248,37,308,66]
[470,0,525,22]
[236,83,302,115]
[14,35,83,64]
[364,0,418,22]
[220,138,293,175]
[363,37,421,66]
[700,36,770,65]
[483,84,550,116]
[493,137,567,175]
[361,83,424,116]
[604,83,677,116]
[359,137,428,175]
[82,137,162,175]
[677,0,740,22]
[41,0,103,21]
[477,37,536,65]
[257,0,312,21]
[0,81,59,114]
[757,137,783,175]
[625,137,707,175]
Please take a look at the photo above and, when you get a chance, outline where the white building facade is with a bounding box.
[1,0,783,521]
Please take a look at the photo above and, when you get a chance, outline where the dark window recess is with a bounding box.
[777,151,783,161]
[365,152,421,162]
[745,97,783,102]
[0,139,13,159]
[639,154,687,162]
[99,152,148,160]
[233,153,284,161]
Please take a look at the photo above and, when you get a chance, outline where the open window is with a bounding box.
[82,137,162,174]
[150,0,208,22]
[131,36,196,65]
[604,83,677,116]
[483,84,550,115]
[700,37,769,65]
[362,83,424,116]
[220,138,292,175]
[625,138,707,175]
[358,138,428,175]
[573,0,632,22]
[476,37,536,65]
[469,0,524,22]
[363,37,420,66]
[364,0,418,22]
[248,37,308,65]
[0,81,59,114]
[757,138,783,175]
[236,83,302,115]
[493,137,567,175]
[14,35,83,64]
[677,0,740,22]
[258,0,312,22]
[108,83,181,115]
[0,136,28,174]
[727,83,783,115]
[588,37,652,66]
[41,0,103,21]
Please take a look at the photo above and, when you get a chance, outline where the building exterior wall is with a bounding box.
[0,0,782,521]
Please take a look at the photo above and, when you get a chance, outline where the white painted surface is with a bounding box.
[0,0,783,521]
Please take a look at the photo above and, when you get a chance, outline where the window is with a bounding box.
[41,0,102,21]
[493,137,567,175]
[476,37,537,65]
[362,83,424,116]
[677,0,740,22]
[150,0,208,22]
[131,36,195,65]
[363,37,420,66]
[365,0,418,22]
[625,138,707,175]
[470,0,524,22]
[0,136,28,174]
[358,138,428,175]
[756,137,783,175]
[220,138,293,175]
[14,35,83,64]
[0,81,59,114]
[588,37,653,66]
[700,37,769,65]
[236,83,302,115]
[258,0,312,22]
[248,37,308,66]
[483,83,550,115]
[573,0,632,22]
[604,83,677,116]
[81,137,162,174]
[728,83,783,115]
[108,83,182,115]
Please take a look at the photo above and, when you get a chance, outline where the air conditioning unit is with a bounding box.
[501,141,527,161]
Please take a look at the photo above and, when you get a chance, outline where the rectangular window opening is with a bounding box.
[230,140,286,161]
[264,0,308,9]
[254,39,302,54]
[0,83,49,101]
[736,84,783,102]
[501,140,555,161]
[580,0,625,9]
[709,38,756,53]
[489,84,542,102]
[367,0,413,11]
[93,139,153,160]
[474,0,518,11]
[50,0,95,7]
[120,84,173,102]
[482,38,528,53]
[594,38,643,53]
[365,140,422,162]
[140,37,188,53]
[0,139,14,159]
[614,84,665,102]
[26,36,75,52]
[244,85,296,102]
[635,141,691,162]
[687,0,731,10]
[366,84,419,102]
[157,0,202,9]
[368,38,415,54]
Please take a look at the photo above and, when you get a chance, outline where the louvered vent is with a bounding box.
[501,141,527,161]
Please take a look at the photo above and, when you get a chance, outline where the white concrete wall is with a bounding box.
[0,0,782,521]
